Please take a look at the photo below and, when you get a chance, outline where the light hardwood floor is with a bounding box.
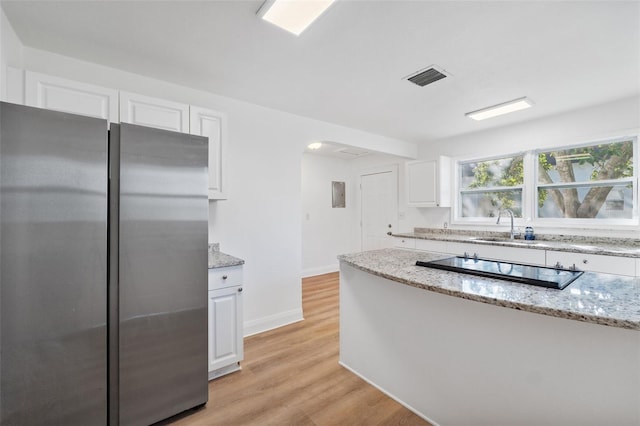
[163,272,430,426]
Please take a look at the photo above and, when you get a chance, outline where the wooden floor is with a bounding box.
[165,272,430,425]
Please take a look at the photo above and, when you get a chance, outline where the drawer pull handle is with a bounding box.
[238,288,243,292]
[222,275,228,280]
[582,259,588,264]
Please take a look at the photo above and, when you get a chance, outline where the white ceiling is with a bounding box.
[2,1,639,145]
[304,140,371,159]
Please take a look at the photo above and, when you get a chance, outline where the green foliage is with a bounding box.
[467,156,523,215]
[465,140,634,218]
[537,153,552,207]
[467,162,492,189]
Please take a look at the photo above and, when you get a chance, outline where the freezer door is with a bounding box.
[116,123,208,426]
[0,102,108,425]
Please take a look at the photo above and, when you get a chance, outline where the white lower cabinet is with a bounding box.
[427,241,546,265]
[393,237,416,249]
[545,250,636,276]
[415,238,448,253]
[208,266,244,380]
[406,237,636,275]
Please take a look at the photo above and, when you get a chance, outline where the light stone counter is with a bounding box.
[208,243,244,269]
[208,252,244,269]
[393,229,640,258]
[338,248,640,330]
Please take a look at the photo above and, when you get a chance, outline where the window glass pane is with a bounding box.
[461,189,522,218]
[538,184,633,219]
[460,155,524,189]
[538,140,633,184]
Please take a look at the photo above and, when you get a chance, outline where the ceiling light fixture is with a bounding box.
[308,142,323,150]
[465,97,534,121]
[257,0,336,36]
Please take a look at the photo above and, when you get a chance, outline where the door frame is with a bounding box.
[359,164,399,251]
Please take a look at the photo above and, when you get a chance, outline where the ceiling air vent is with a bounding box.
[405,65,449,87]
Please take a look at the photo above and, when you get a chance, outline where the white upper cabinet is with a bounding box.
[406,156,451,207]
[190,106,227,200]
[119,91,189,133]
[13,70,230,198]
[25,71,118,122]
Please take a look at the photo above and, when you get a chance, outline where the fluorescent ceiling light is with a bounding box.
[257,0,336,36]
[465,97,534,121]
[308,142,323,150]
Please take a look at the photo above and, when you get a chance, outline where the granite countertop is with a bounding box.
[208,251,244,269]
[338,248,640,330]
[393,229,640,258]
[207,242,244,269]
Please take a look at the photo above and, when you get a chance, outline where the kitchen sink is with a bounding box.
[416,256,583,289]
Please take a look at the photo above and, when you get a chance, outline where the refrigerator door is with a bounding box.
[115,123,208,426]
[0,102,108,425]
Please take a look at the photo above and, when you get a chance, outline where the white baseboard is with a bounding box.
[302,264,339,278]
[243,308,304,337]
[338,361,441,426]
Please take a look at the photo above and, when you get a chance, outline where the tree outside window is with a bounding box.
[537,140,634,219]
[459,155,524,218]
[457,138,637,223]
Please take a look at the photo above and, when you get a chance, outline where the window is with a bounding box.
[537,139,635,220]
[455,137,638,226]
[458,154,524,218]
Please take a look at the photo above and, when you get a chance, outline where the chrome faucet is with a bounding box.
[496,209,516,240]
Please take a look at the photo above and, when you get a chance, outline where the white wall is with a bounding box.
[1,33,417,335]
[405,96,640,237]
[301,154,357,277]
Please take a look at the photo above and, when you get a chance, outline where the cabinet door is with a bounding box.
[406,160,437,206]
[209,286,243,374]
[190,106,227,200]
[546,250,636,276]
[25,71,118,122]
[119,91,189,132]
[406,157,451,207]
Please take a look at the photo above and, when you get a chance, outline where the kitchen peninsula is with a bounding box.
[338,248,640,426]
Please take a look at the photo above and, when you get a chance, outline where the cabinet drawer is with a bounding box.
[446,242,546,265]
[415,239,448,253]
[393,237,416,249]
[546,251,636,276]
[208,265,243,290]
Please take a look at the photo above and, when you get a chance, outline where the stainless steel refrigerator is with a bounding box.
[0,101,208,426]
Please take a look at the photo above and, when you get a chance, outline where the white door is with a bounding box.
[361,167,398,251]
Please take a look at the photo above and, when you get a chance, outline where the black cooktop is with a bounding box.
[416,256,583,290]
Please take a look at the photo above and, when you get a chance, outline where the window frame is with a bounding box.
[452,136,639,229]
[533,137,638,227]
[454,152,527,224]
